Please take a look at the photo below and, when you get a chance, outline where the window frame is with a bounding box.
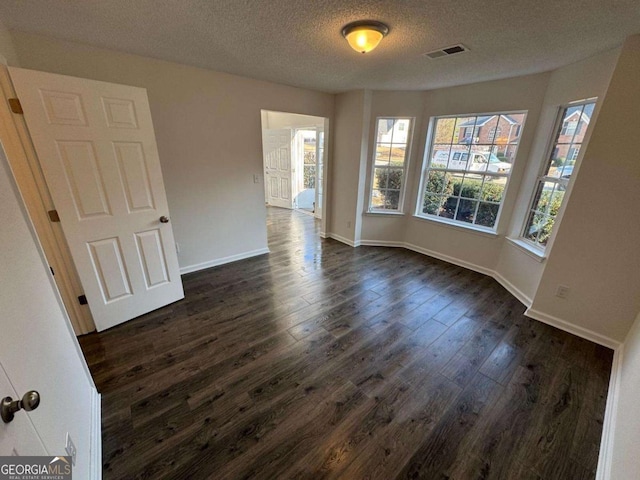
[414,110,528,232]
[367,116,415,214]
[520,98,597,250]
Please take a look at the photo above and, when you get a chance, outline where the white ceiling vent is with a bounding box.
[424,44,469,59]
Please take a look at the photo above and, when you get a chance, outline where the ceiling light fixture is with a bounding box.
[341,20,389,54]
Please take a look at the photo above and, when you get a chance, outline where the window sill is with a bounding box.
[506,237,546,262]
[365,210,406,217]
[412,214,499,238]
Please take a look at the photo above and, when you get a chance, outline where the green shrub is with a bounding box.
[533,190,564,244]
[303,165,316,189]
[422,172,453,214]
[374,168,405,208]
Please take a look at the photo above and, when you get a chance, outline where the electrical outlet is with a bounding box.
[253,174,260,184]
[347,221,352,228]
[65,433,77,466]
[556,285,570,299]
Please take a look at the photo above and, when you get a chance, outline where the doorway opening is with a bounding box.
[260,111,328,231]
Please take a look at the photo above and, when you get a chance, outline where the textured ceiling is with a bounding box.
[1,0,639,93]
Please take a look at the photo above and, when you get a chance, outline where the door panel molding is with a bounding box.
[0,65,95,335]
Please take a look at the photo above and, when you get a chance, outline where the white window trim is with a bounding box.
[519,98,596,250]
[414,110,528,232]
[367,117,414,214]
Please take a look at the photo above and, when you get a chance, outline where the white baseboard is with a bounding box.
[360,239,494,277]
[596,346,623,480]
[90,387,102,480]
[359,238,621,351]
[179,248,270,275]
[327,233,359,247]
[359,239,404,248]
[402,241,495,277]
[319,232,328,239]
[525,307,620,350]
[493,271,533,307]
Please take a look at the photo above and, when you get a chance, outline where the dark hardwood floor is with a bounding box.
[79,207,613,480]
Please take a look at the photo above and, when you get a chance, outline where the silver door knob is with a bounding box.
[159,216,170,223]
[1,390,40,423]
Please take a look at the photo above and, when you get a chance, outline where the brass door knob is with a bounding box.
[159,216,170,223]
[1,390,40,423]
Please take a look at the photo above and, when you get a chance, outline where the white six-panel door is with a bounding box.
[9,67,184,332]
[262,129,293,209]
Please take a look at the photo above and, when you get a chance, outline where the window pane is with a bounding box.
[455,116,478,145]
[370,117,412,212]
[375,144,392,166]
[371,189,384,208]
[390,145,407,166]
[426,171,449,194]
[419,111,526,230]
[303,165,316,189]
[460,174,483,199]
[433,118,457,144]
[481,177,505,203]
[373,167,389,190]
[456,199,478,223]
[440,197,458,219]
[524,211,544,241]
[423,193,444,215]
[476,203,500,228]
[387,168,404,191]
[376,118,394,143]
[382,190,401,210]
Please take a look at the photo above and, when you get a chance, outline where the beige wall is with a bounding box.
[402,73,550,271]
[360,90,425,243]
[0,20,18,65]
[261,111,325,129]
[329,90,369,243]
[496,47,620,302]
[609,311,640,479]
[531,36,640,342]
[11,31,334,271]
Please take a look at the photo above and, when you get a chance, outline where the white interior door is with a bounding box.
[9,67,184,332]
[262,128,293,209]
[0,362,47,457]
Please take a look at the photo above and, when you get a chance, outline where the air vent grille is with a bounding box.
[424,44,468,59]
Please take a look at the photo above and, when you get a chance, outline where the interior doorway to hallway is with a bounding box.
[260,110,328,226]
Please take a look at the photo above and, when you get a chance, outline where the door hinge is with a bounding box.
[78,295,88,305]
[8,98,23,114]
[50,266,55,276]
[48,209,60,222]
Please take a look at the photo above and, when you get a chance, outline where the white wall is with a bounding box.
[531,36,640,342]
[0,143,96,477]
[496,48,620,303]
[11,31,334,272]
[609,311,640,479]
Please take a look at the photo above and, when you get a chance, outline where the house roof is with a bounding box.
[458,115,520,128]
[1,0,639,92]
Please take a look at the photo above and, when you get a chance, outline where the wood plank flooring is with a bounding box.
[79,207,613,480]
